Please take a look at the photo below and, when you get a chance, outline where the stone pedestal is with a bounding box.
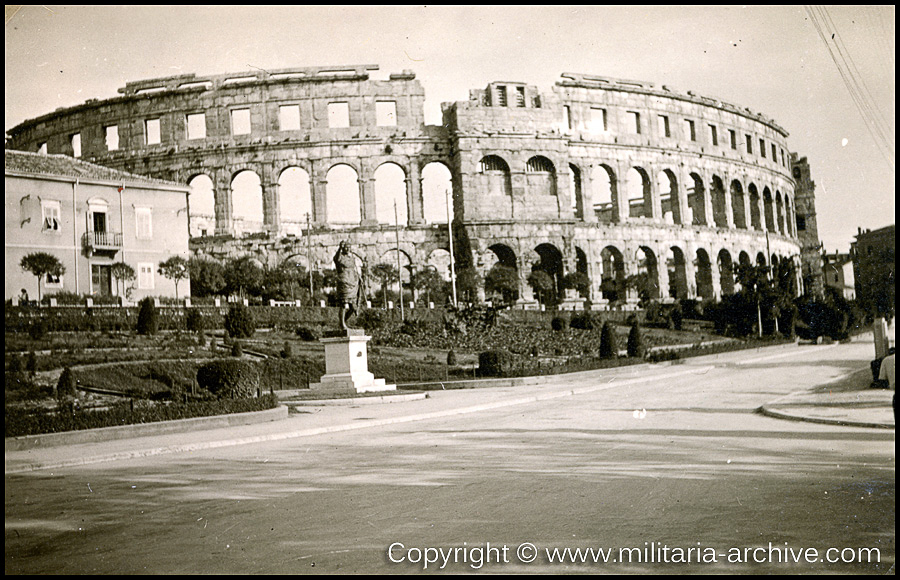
[310,330,395,393]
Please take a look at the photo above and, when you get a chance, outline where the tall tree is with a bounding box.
[371,263,399,308]
[157,256,190,300]
[20,252,65,304]
[110,262,136,299]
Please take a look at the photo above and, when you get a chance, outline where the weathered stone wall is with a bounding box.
[6,66,810,305]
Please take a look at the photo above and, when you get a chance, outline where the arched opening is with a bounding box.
[710,175,728,228]
[525,155,556,198]
[687,172,707,225]
[592,164,618,223]
[775,191,785,235]
[426,249,453,282]
[374,162,408,225]
[657,169,680,224]
[695,249,714,300]
[635,246,660,301]
[718,249,735,296]
[763,187,775,232]
[326,164,361,226]
[667,246,689,299]
[531,243,565,304]
[484,244,519,305]
[600,246,625,303]
[422,162,453,224]
[626,166,652,218]
[730,180,747,229]
[188,174,215,237]
[569,164,583,218]
[749,184,762,230]
[231,170,264,235]
[756,252,767,267]
[480,155,512,197]
[278,166,311,236]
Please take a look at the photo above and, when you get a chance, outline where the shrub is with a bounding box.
[280,341,293,359]
[28,319,49,341]
[551,316,566,331]
[196,359,260,399]
[447,349,458,366]
[569,313,595,330]
[185,308,206,333]
[231,341,244,357]
[599,322,619,359]
[25,351,38,374]
[136,297,159,335]
[478,350,513,377]
[626,322,646,358]
[224,303,255,339]
[57,366,77,400]
[295,326,320,341]
[356,309,387,333]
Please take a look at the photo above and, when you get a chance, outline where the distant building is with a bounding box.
[852,224,895,318]
[822,251,855,300]
[5,150,191,302]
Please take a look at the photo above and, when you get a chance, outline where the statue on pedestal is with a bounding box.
[334,241,366,330]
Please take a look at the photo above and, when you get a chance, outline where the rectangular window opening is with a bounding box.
[729,129,737,150]
[658,115,670,137]
[71,133,81,158]
[231,109,251,135]
[327,102,350,128]
[628,111,641,134]
[759,138,766,157]
[376,101,397,126]
[279,105,300,131]
[187,113,207,140]
[145,119,161,145]
[42,200,61,232]
[709,124,718,146]
[136,208,153,239]
[515,86,526,108]
[592,108,608,132]
[105,126,119,151]
[684,119,696,141]
[496,86,507,107]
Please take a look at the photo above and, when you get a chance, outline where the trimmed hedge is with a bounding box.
[5,394,278,438]
[478,350,514,377]
[196,359,259,399]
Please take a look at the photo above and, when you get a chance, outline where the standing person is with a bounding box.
[334,241,362,330]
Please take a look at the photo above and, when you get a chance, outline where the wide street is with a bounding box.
[5,341,895,574]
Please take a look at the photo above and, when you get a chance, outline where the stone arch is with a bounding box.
[763,187,775,232]
[187,173,215,237]
[525,155,556,197]
[695,248,714,300]
[667,246,689,299]
[748,183,762,230]
[374,162,408,225]
[625,166,652,218]
[635,246,660,300]
[426,248,453,282]
[532,242,565,299]
[479,155,512,197]
[600,245,626,303]
[710,175,728,228]
[278,166,312,236]
[775,190,785,235]
[730,179,747,229]
[326,163,361,226]
[231,169,264,235]
[421,161,453,224]
[756,252,767,267]
[592,164,619,223]
[657,169,680,224]
[718,249,735,296]
[687,172,707,225]
[378,248,413,283]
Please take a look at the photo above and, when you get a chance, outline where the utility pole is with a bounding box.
[306,212,314,304]
[446,188,458,308]
[395,200,405,321]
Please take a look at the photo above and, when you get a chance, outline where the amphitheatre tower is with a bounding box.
[5,65,810,307]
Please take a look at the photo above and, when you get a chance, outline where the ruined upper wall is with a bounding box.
[6,65,427,160]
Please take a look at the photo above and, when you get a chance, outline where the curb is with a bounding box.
[283,392,428,406]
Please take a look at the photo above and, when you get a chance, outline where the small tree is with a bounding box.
[158,256,189,300]
[110,262,136,300]
[136,297,159,335]
[599,322,619,359]
[527,270,557,306]
[189,257,226,298]
[20,252,65,304]
[563,271,591,299]
[484,265,519,306]
[627,322,646,358]
[225,303,255,339]
[371,263,400,308]
[57,366,77,401]
[224,256,265,299]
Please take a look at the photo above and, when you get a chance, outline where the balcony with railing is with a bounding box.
[82,230,122,255]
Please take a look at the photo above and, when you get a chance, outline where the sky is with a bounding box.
[5,5,895,254]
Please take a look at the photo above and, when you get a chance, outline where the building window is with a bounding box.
[515,86,526,108]
[187,113,206,140]
[496,86,507,107]
[592,108,609,132]
[759,138,766,157]
[796,215,806,231]
[708,124,718,146]
[279,105,300,131]
[145,119,161,145]
[729,129,737,150]
[138,263,155,289]
[38,142,48,155]
[71,133,81,158]
[327,102,350,128]
[45,272,63,287]
[684,119,696,141]
[42,200,61,232]
[135,207,152,239]
[657,115,670,137]
[771,143,777,161]
[376,101,397,126]
[628,111,641,134]
[105,125,119,151]
[746,135,753,154]
[231,109,251,135]
[563,106,572,131]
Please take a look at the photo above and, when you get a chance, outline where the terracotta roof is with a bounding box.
[4,149,186,189]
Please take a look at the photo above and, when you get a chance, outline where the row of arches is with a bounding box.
[188,161,453,237]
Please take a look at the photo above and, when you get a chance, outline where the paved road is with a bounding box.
[5,343,895,574]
